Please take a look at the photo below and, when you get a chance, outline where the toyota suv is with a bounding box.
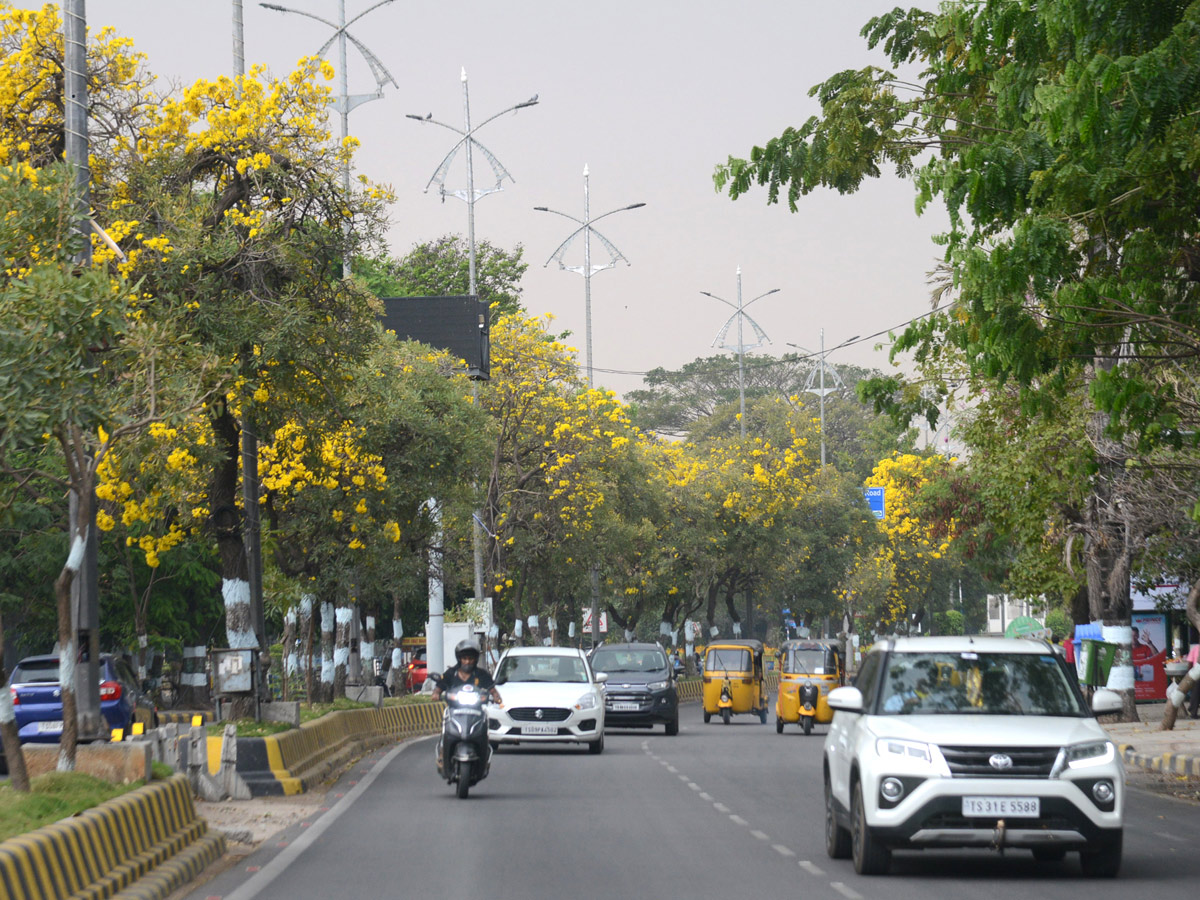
[824,636,1124,877]
[589,642,679,735]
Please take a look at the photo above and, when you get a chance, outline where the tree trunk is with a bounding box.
[1161,581,1200,730]
[54,529,85,771]
[333,602,350,698]
[212,403,256,718]
[282,607,296,702]
[390,593,403,694]
[362,615,376,683]
[300,594,314,702]
[0,609,30,792]
[319,601,334,703]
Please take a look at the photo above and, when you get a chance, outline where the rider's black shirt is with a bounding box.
[439,665,495,691]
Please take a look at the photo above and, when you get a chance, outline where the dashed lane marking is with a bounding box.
[698,792,713,801]
[830,882,863,900]
[687,783,701,791]
[729,814,748,826]
[798,860,825,876]
[772,845,795,857]
[750,830,770,841]
[666,764,678,772]
[713,803,730,813]
[678,774,689,781]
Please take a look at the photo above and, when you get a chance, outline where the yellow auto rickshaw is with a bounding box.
[775,639,845,735]
[703,639,768,725]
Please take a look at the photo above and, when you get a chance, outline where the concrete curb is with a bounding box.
[240,701,445,796]
[1118,743,1200,778]
[0,774,225,900]
[157,710,213,727]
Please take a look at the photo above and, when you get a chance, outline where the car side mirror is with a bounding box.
[1091,688,1123,715]
[827,686,864,713]
[595,672,608,684]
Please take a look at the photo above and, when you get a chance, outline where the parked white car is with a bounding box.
[489,647,608,754]
[824,636,1124,877]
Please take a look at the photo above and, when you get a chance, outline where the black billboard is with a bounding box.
[380,296,489,380]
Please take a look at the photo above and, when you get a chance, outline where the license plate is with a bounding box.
[37,721,63,734]
[521,724,559,736]
[962,796,1040,818]
[611,702,640,711]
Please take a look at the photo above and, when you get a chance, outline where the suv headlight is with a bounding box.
[876,738,935,763]
[576,691,598,710]
[1062,740,1115,770]
[647,680,669,692]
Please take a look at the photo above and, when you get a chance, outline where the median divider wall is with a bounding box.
[0,774,225,900]
[237,701,446,796]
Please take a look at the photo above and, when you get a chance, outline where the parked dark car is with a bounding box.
[589,642,679,735]
[10,653,157,745]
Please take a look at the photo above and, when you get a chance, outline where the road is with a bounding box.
[189,703,1200,900]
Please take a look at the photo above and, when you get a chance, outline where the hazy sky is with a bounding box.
[85,0,948,398]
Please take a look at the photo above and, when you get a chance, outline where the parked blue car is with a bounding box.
[9,653,157,745]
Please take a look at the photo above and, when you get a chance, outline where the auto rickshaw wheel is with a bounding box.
[803,716,813,736]
[722,708,731,725]
[775,717,784,734]
[704,711,711,724]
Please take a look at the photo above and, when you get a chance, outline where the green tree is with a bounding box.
[714,0,1200,718]
[355,235,528,317]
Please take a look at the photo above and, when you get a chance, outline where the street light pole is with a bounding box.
[703,269,779,440]
[534,167,645,387]
[786,332,859,467]
[536,169,644,647]
[260,1,398,279]
[407,74,538,297]
[409,75,538,649]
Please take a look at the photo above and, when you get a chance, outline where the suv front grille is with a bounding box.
[509,707,571,722]
[938,745,1059,778]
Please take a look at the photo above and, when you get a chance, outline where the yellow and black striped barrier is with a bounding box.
[237,701,446,796]
[0,774,225,900]
[156,710,214,726]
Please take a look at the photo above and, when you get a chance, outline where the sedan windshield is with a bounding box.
[497,655,588,684]
[591,649,667,674]
[877,651,1087,716]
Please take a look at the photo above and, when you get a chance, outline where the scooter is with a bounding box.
[435,680,492,799]
[718,679,733,725]
[797,682,819,735]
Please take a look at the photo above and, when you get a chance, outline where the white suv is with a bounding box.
[824,636,1124,877]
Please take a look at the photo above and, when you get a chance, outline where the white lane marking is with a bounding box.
[687,782,701,791]
[1154,831,1184,843]
[666,764,677,772]
[729,814,748,826]
[222,738,416,900]
[772,845,795,857]
[830,883,863,900]
[678,775,689,782]
[698,792,713,801]
[713,803,730,813]
[750,829,770,841]
[798,860,825,876]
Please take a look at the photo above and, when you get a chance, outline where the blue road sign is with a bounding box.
[864,486,885,519]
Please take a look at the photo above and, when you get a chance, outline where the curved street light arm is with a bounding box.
[260,3,336,29]
[532,206,585,227]
[742,288,781,310]
[405,116,465,135]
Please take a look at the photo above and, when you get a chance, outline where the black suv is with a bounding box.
[590,642,679,735]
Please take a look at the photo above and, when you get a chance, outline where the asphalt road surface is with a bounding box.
[188,702,1200,900]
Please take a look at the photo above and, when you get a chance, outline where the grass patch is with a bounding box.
[0,772,143,843]
[207,696,379,737]
[151,761,175,780]
[383,693,438,707]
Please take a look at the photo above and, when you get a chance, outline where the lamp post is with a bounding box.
[407,72,538,296]
[535,168,644,648]
[786,331,859,466]
[703,268,779,440]
[534,166,645,388]
[408,73,538,652]
[261,1,398,278]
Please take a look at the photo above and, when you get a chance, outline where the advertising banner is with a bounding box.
[1131,612,1168,701]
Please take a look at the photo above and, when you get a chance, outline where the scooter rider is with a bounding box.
[432,639,501,703]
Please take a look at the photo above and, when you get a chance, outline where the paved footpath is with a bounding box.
[1105,709,1200,777]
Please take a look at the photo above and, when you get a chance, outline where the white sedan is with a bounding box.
[489,647,608,753]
